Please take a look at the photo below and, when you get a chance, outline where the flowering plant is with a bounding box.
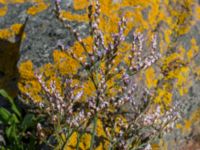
[19,0,181,149]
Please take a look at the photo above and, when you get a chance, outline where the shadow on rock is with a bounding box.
[0,18,28,107]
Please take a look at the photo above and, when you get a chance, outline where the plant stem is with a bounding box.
[90,113,98,150]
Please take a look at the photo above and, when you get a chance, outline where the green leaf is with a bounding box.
[0,89,12,101]
[8,114,20,124]
[0,89,21,118]
[0,107,11,124]
[5,124,17,141]
[21,114,35,131]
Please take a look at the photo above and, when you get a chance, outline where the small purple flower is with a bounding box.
[56,0,61,3]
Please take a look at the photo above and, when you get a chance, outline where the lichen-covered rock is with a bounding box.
[0,0,200,149]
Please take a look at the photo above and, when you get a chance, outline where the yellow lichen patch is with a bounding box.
[111,42,131,64]
[196,6,200,19]
[159,35,198,97]
[151,143,161,150]
[82,79,96,99]
[64,132,91,149]
[53,50,80,75]
[0,28,12,39]
[18,61,42,102]
[8,0,25,3]
[64,130,107,149]
[96,119,106,137]
[27,2,49,16]
[193,66,200,80]
[164,62,191,96]
[64,132,78,150]
[37,63,63,95]
[39,63,55,78]
[187,38,199,60]
[95,143,104,150]
[177,119,192,135]
[73,0,88,10]
[147,1,164,30]
[10,23,26,39]
[145,67,158,89]
[114,115,128,134]
[95,119,109,149]
[79,133,91,149]
[71,36,93,63]
[154,84,172,107]
[18,60,35,80]
[190,108,200,124]
[99,14,119,38]
[163,29,172,47]
[176,108,200,135]
[121,0,151,7]
[59,0,152,37]
[165,53,181,67]
[183,119,192,133]
[0,0,6,4]
[0,23,25,39]
[174,67,191,96]
[0,5,7,17]
[60,11,89,22]
[45,75,62,94]
[10,23,23,34]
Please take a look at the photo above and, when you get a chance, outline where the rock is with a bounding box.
[0,1,200,149]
